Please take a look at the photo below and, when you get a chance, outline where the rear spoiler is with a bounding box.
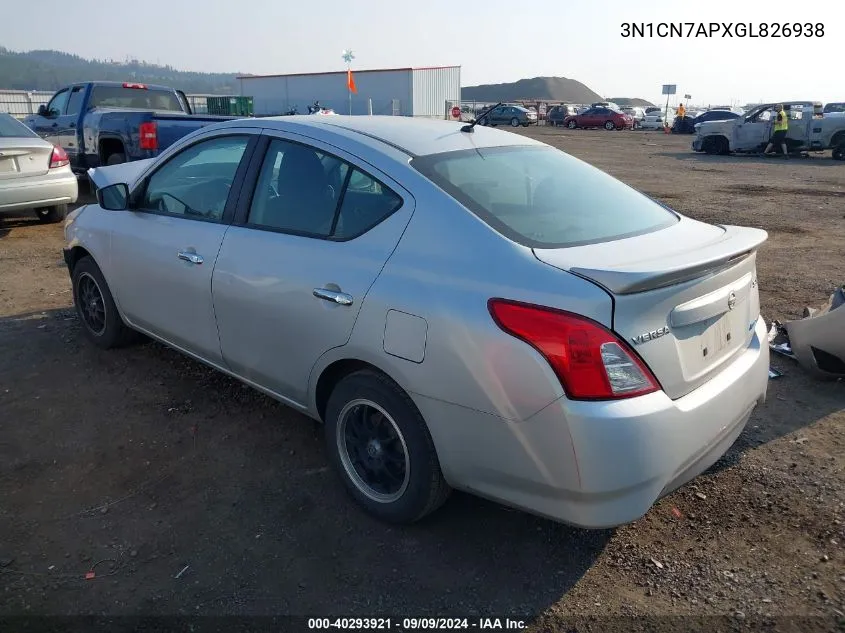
[570,225,768,295]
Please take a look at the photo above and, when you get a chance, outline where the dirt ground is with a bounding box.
[0,127,843,631]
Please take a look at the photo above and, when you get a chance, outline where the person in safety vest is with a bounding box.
[677,103,686,119]
[763,104,790,157]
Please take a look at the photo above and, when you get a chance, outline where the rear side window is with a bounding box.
[411,146,678,248]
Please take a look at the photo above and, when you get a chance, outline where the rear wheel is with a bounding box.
[106,152,126,166]
[71,256,139,349]
[833,144,845,161]
[324,370,450,524]
[35,204,67,224]
[510,117,520,127]
[604,120,615,131]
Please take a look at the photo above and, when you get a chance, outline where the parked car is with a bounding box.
[478,105,538,127]
[546,105,577,126]
[674,110,740,134]
[23,81,236,175]
[645,106,662,115]
[66,115,770,529]
[621,106,646,128]
[693,101,845,159]
[641,109,674,130]
[0,112,78,223]
[563,107,633,130]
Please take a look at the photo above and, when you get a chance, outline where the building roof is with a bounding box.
[211,115,542,157]
[237,66,460,80]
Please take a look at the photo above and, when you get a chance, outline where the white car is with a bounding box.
[621,107,646,128]
[641,109,675,130]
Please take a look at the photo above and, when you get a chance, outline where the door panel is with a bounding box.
[107,132,255,363]
[212,135,415,405]
[33,89,69,145]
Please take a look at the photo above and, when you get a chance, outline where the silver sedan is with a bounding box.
[63,115,769,528]
[0,113,78,223]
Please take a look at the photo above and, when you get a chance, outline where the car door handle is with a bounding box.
[313,288,353,306]
[177,251,203,265]
[69,123,75,128]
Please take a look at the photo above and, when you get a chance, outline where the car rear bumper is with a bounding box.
[0,168,79,213]
[416,316,769,529]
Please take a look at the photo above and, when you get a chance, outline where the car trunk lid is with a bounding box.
[0,138,53,181]
[533,218,767,399]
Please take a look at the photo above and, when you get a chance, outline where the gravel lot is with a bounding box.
[0,127,843,631]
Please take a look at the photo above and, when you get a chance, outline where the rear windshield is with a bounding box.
[0,113,37,138]
[89,87,185,112]
[411,146,678,248]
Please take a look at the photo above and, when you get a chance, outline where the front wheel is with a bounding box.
[72,256,139,349]
[35,204,67,224]
[324,370,451,524]
[567,120,577,129]
[604,120,615,130]
[510,117,520,127]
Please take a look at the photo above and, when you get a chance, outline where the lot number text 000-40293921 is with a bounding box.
[620,22,824,38]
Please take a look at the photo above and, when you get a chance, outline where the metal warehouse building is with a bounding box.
[238,66,460,118]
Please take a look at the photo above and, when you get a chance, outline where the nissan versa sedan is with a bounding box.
[64,116,769,528]
[0,113,78,223]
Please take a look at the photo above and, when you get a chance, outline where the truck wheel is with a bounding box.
[72,256,140,349]
[833,144,845,161]
[324,369,451,524]
[35,204,67,224]
[106,153,126,166]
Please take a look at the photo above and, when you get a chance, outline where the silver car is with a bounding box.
[64,116,769,528]
[0,113,78,223]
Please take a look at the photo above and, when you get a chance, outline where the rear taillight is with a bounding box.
[49,145,69,169]
[488,299,661,400]
[139,122,158,150]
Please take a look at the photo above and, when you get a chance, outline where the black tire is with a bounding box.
[35,204,67,224]
[604,120,615,131]
[833,144,845,161]
[106,152,126,166]
[510,117,520,128]
[567,119,577,129]
[71,256,138,349]
[324,370,450,524]
[702,137,718,155]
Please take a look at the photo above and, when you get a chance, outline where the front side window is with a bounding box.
[140,135,249,221]
[47,90,69,116]
[247,138,402,239]
[412,146,678,248]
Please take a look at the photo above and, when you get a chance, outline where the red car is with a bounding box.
[563,106,633,130]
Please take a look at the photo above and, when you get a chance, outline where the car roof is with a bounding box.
[209,115,547,157]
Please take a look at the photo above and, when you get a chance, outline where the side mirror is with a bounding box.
[37,104,49,117]
[97,183,130,211]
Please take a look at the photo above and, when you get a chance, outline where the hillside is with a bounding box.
[462,76,602,103]
[609,97,656,107]
[0,48,240,94]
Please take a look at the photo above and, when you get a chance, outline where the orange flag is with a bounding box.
[347,69,357,94]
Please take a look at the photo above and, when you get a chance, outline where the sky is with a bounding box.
[0,0,839,106]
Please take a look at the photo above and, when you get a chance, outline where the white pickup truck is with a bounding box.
[692,101,845,160]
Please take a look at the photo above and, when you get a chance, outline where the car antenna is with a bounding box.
[461,102,504,133]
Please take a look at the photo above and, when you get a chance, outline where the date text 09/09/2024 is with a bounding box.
[308,618,527,630]
[621,22,824,38]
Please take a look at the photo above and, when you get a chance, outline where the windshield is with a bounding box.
[89,86,185,112]
[411,146,678,248]
[0,113,37,138]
